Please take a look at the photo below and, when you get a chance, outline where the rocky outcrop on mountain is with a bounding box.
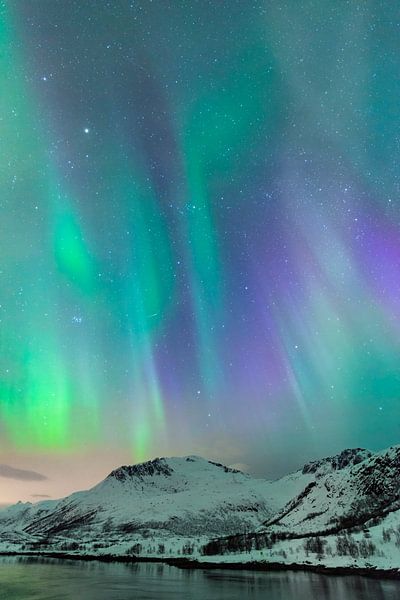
[302,448,373,475]
[108,458,174,481]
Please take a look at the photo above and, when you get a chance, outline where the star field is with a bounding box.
[1,1,400,501]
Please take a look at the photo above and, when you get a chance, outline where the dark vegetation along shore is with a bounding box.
[1,551,399,580]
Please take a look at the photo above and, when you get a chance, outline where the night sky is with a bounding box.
[1,0,400,504]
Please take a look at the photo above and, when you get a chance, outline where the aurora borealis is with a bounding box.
[1,0,400,503]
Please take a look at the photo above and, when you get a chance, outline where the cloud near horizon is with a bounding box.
[0,464,48,481]
[31,494,51,498]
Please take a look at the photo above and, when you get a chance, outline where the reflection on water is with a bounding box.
[0,556,399,600]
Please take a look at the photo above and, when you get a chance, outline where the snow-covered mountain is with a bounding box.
[0,455,296,556]
[1,446,400,573]
[264,446,399,535]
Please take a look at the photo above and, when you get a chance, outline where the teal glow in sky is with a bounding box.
[1,0,400,503]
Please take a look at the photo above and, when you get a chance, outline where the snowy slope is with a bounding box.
[199,508,400,573]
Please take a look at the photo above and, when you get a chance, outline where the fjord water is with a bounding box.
[0,557,399,600]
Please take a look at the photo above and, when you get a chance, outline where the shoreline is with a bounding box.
[0,551,399,580]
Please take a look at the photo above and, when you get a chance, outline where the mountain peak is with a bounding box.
[302,447,373,475]
[107,457,174,481]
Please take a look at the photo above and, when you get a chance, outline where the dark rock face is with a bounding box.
[108,458,174,481]
[207,461,241,474]
[325,447,400,530]
[354,446,400,506]
[302,448,373,475]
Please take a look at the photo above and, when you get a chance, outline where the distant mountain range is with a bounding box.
[1,446,399,574]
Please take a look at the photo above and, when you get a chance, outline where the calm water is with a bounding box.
[0,556,399,600]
